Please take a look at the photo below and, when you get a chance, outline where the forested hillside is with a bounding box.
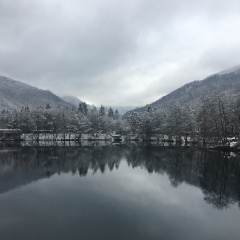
[124,66,240,146]
[0,76,70,111]
[128,67,240,114]
[0,67,240,147]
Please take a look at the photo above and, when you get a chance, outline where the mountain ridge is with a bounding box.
[61,96,83,107]
[0,75,71,111]
[126,66,240,114]
[2,64,240,114]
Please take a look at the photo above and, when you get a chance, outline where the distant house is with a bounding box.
[0,129,22,141]
[0,123,7,129]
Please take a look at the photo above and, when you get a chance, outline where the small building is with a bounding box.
[112,134,122,142]
[0,129,22,141]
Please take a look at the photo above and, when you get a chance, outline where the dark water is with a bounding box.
[0,143,240,240]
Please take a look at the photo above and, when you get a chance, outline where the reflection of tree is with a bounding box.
[0,144,124,177]
[0,143,240,209]
[125,145,240,209]
[200,152,240,209]
[78,164,88,176]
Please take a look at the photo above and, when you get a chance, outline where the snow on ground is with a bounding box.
[22,133,112,141]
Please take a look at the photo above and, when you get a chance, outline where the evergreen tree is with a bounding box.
[107,107,114,118]
[82,102,88,115]
[99,105,106,116]
[146,104,153,113]
[114,109,120,120]
[78,102,84,113]
[46,103,51,109]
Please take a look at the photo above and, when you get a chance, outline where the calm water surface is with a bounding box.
[0,143,240,240]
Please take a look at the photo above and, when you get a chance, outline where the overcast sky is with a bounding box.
[1,0,240,106]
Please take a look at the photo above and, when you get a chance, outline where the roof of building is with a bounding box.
[0,129,22,133]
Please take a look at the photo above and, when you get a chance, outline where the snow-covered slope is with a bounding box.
[61,95,93,110]
[104,106,135,115]
[0,76,70,111]
[126,65,240,114]
[218,65,240,75]
[61,96,83,106]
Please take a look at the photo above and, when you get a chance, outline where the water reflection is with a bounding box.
[0,143,240,210]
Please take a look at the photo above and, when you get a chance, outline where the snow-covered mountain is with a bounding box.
[126,65,240,114]
[61,96,134,115]
[218,65,240,75]
[0,76,70,111]
[61,95,93,109]
[61,96,83,106]
[104,106,135,115]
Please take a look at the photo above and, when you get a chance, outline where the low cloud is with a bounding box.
[1,0,240,106]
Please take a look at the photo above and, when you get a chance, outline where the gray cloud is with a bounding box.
[1,0,240,106]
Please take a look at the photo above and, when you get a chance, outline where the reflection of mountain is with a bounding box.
[0,170,52,195]
[0,144,240,209]
[0,145,124,194]
[0,146,55,194]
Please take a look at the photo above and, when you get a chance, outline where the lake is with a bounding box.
[0,143,240,240]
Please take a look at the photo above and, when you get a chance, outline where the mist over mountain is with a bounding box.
[0,76,133,115]
[1,64,240,115]
[127,65,240,114]
[61,96,135,115]
[61,95,94,110]
[102,106,135,115]
[61,96,83,107]
[0,76,70,111]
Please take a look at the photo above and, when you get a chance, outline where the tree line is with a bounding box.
[0,103,124,135]
[126,94,240,145]
[0,94,240,145]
